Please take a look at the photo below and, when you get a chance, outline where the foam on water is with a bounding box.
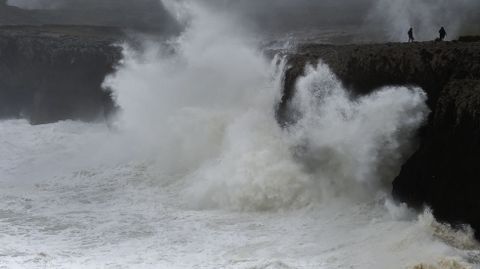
[1,121,480,268]
[1,1,479,268]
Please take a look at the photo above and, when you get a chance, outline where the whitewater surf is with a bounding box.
[1,1,479,268]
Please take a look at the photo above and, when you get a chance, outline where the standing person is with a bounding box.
[408,27,415,42]
[439,27,447,41]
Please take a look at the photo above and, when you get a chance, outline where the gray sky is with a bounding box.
[4,0,179,32]
[191,0,480,40]
[366,0,480,40]
[5,0,480,40]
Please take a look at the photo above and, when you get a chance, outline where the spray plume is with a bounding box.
[102,1,430,211]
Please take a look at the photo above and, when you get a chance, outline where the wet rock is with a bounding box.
[458,36,480,43]
[0,25,124,124]
[393,80,480,236]
[281,41,480,237]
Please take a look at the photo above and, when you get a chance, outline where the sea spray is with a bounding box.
[286,63,429,203]
[103,0,431,211]
[104,2,273,177]
[183,62,428,210]
[0,1,479,268]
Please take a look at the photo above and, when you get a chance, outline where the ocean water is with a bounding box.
[1,1,479,268]
[0,119,478,269]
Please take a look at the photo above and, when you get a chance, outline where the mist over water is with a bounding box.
[289,64,428,201]
[5,0,479,41]
[1,0,480,268]
[104,1,429,211]
[4,0,179,32]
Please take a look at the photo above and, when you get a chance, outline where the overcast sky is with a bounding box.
[5,0,480,40]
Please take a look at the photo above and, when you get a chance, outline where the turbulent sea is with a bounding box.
[1,2,480,269]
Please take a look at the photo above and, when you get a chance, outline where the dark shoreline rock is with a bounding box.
[0,25,124,124]
[2,24,480,239]
[280,40,480,238]
[458,36,480,43]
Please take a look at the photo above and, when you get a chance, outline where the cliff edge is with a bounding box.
[0,25,124,124]
[280,40,480,237]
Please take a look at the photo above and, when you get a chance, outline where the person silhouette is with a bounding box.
[439,27,447,41]
[408,27,415,42]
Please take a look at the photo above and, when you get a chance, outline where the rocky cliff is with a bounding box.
[280,40,480,237]
[3,24,480,238]
[0,25,123,124]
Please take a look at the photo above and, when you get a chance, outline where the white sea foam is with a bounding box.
[0,1,479,268]
[104,0,429,212]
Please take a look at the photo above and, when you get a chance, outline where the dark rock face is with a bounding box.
[280,42,480,120]
[0,25,123,124]
[394,80,480,235]
[280,41,480,236]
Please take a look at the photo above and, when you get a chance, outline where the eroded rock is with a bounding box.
[280,41,480,237]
